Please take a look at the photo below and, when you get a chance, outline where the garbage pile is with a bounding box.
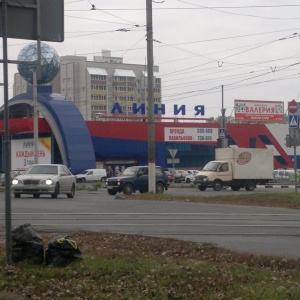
[11,223,82,266]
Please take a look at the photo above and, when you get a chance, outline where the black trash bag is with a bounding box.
[11,223,44,264]
[45,235,83,267]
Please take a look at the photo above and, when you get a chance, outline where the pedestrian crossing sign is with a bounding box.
[219,128,226,138]
[289,115,298,128]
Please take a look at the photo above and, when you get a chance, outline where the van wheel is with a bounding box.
[245,181,256,191]
[101,177,106,182]
[213,180,223,191]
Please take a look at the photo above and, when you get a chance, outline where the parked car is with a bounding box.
[273,169,299,182]
[185,170,200,183]
[165,171,174,183]
[75,168,107,183]
[169,169,189,183]
[105,166,169,195]
[11,164,76,199]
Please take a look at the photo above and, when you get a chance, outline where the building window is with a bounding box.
[91,75,107,81]
[114,86,126,92]
[91,95,107,100]
[91,85,107,91]
[114,76,126,82]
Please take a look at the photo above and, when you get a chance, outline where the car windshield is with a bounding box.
[202,161,221,172]
[25,165,58,175]
[121,168,138,176]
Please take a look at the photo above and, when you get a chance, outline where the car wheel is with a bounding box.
[123,183,134,195]
[101,177,106,182]
[213,180,223,191]
[67,183,75,198]
[107,189,117,195]
[186,178,191,183]
[51,183,59,198]
[198,185,207,191]
[33,194,40,198]
[14,193,21,198]
[156,183,165,194]
[245,181,256,191]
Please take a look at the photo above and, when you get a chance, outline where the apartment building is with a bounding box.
[13,50,162,120]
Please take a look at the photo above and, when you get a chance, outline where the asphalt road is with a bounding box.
[1,186,300,259]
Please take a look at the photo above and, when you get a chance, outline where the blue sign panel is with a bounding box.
[219,128,226,138]
[289,114,298,128]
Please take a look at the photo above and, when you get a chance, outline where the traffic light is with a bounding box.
[285,134,292,147]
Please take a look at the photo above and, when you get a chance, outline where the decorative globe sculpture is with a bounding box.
[17,42,60,85]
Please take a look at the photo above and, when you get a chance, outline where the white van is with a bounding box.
[75,169,107,183]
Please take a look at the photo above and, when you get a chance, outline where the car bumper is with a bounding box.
[12,184,56,194]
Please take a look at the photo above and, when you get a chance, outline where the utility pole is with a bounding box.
[221,85,227,147]
[2,0,12,265]
[146,0,155,193]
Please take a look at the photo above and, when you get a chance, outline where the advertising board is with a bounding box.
[164,127,218,143]
[234,100,284,122]
[11,137,51,171]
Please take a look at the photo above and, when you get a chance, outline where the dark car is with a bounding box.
[105,166,169,195]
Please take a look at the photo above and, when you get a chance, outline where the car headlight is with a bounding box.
[12,179,19,185]
[45,179,53,185]
[40,179,53,185]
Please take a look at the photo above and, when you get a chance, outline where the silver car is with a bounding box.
[11,164,76,199]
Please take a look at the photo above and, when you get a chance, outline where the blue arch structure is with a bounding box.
[2,87,96,174]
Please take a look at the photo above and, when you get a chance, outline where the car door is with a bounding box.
[136,167,148,191]
[217,163,231,182]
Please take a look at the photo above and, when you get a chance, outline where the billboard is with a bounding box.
[11,138,52,171]
[164,127,218,143]
[234,100,284,122]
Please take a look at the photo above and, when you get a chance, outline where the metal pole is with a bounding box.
[2,0,12,265]
[293,129,297,193]
[33,0,41,164]
[33,71,38,164]
[146,0,155,193]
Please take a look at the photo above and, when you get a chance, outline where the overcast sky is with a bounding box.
[1,0,300,119]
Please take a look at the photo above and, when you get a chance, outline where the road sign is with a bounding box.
[288,100,298,114]
[167,158,180,164]
[0,0,64,42]
[289,115,298,128]
[168,149,178,158]
[219,128,226,138]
